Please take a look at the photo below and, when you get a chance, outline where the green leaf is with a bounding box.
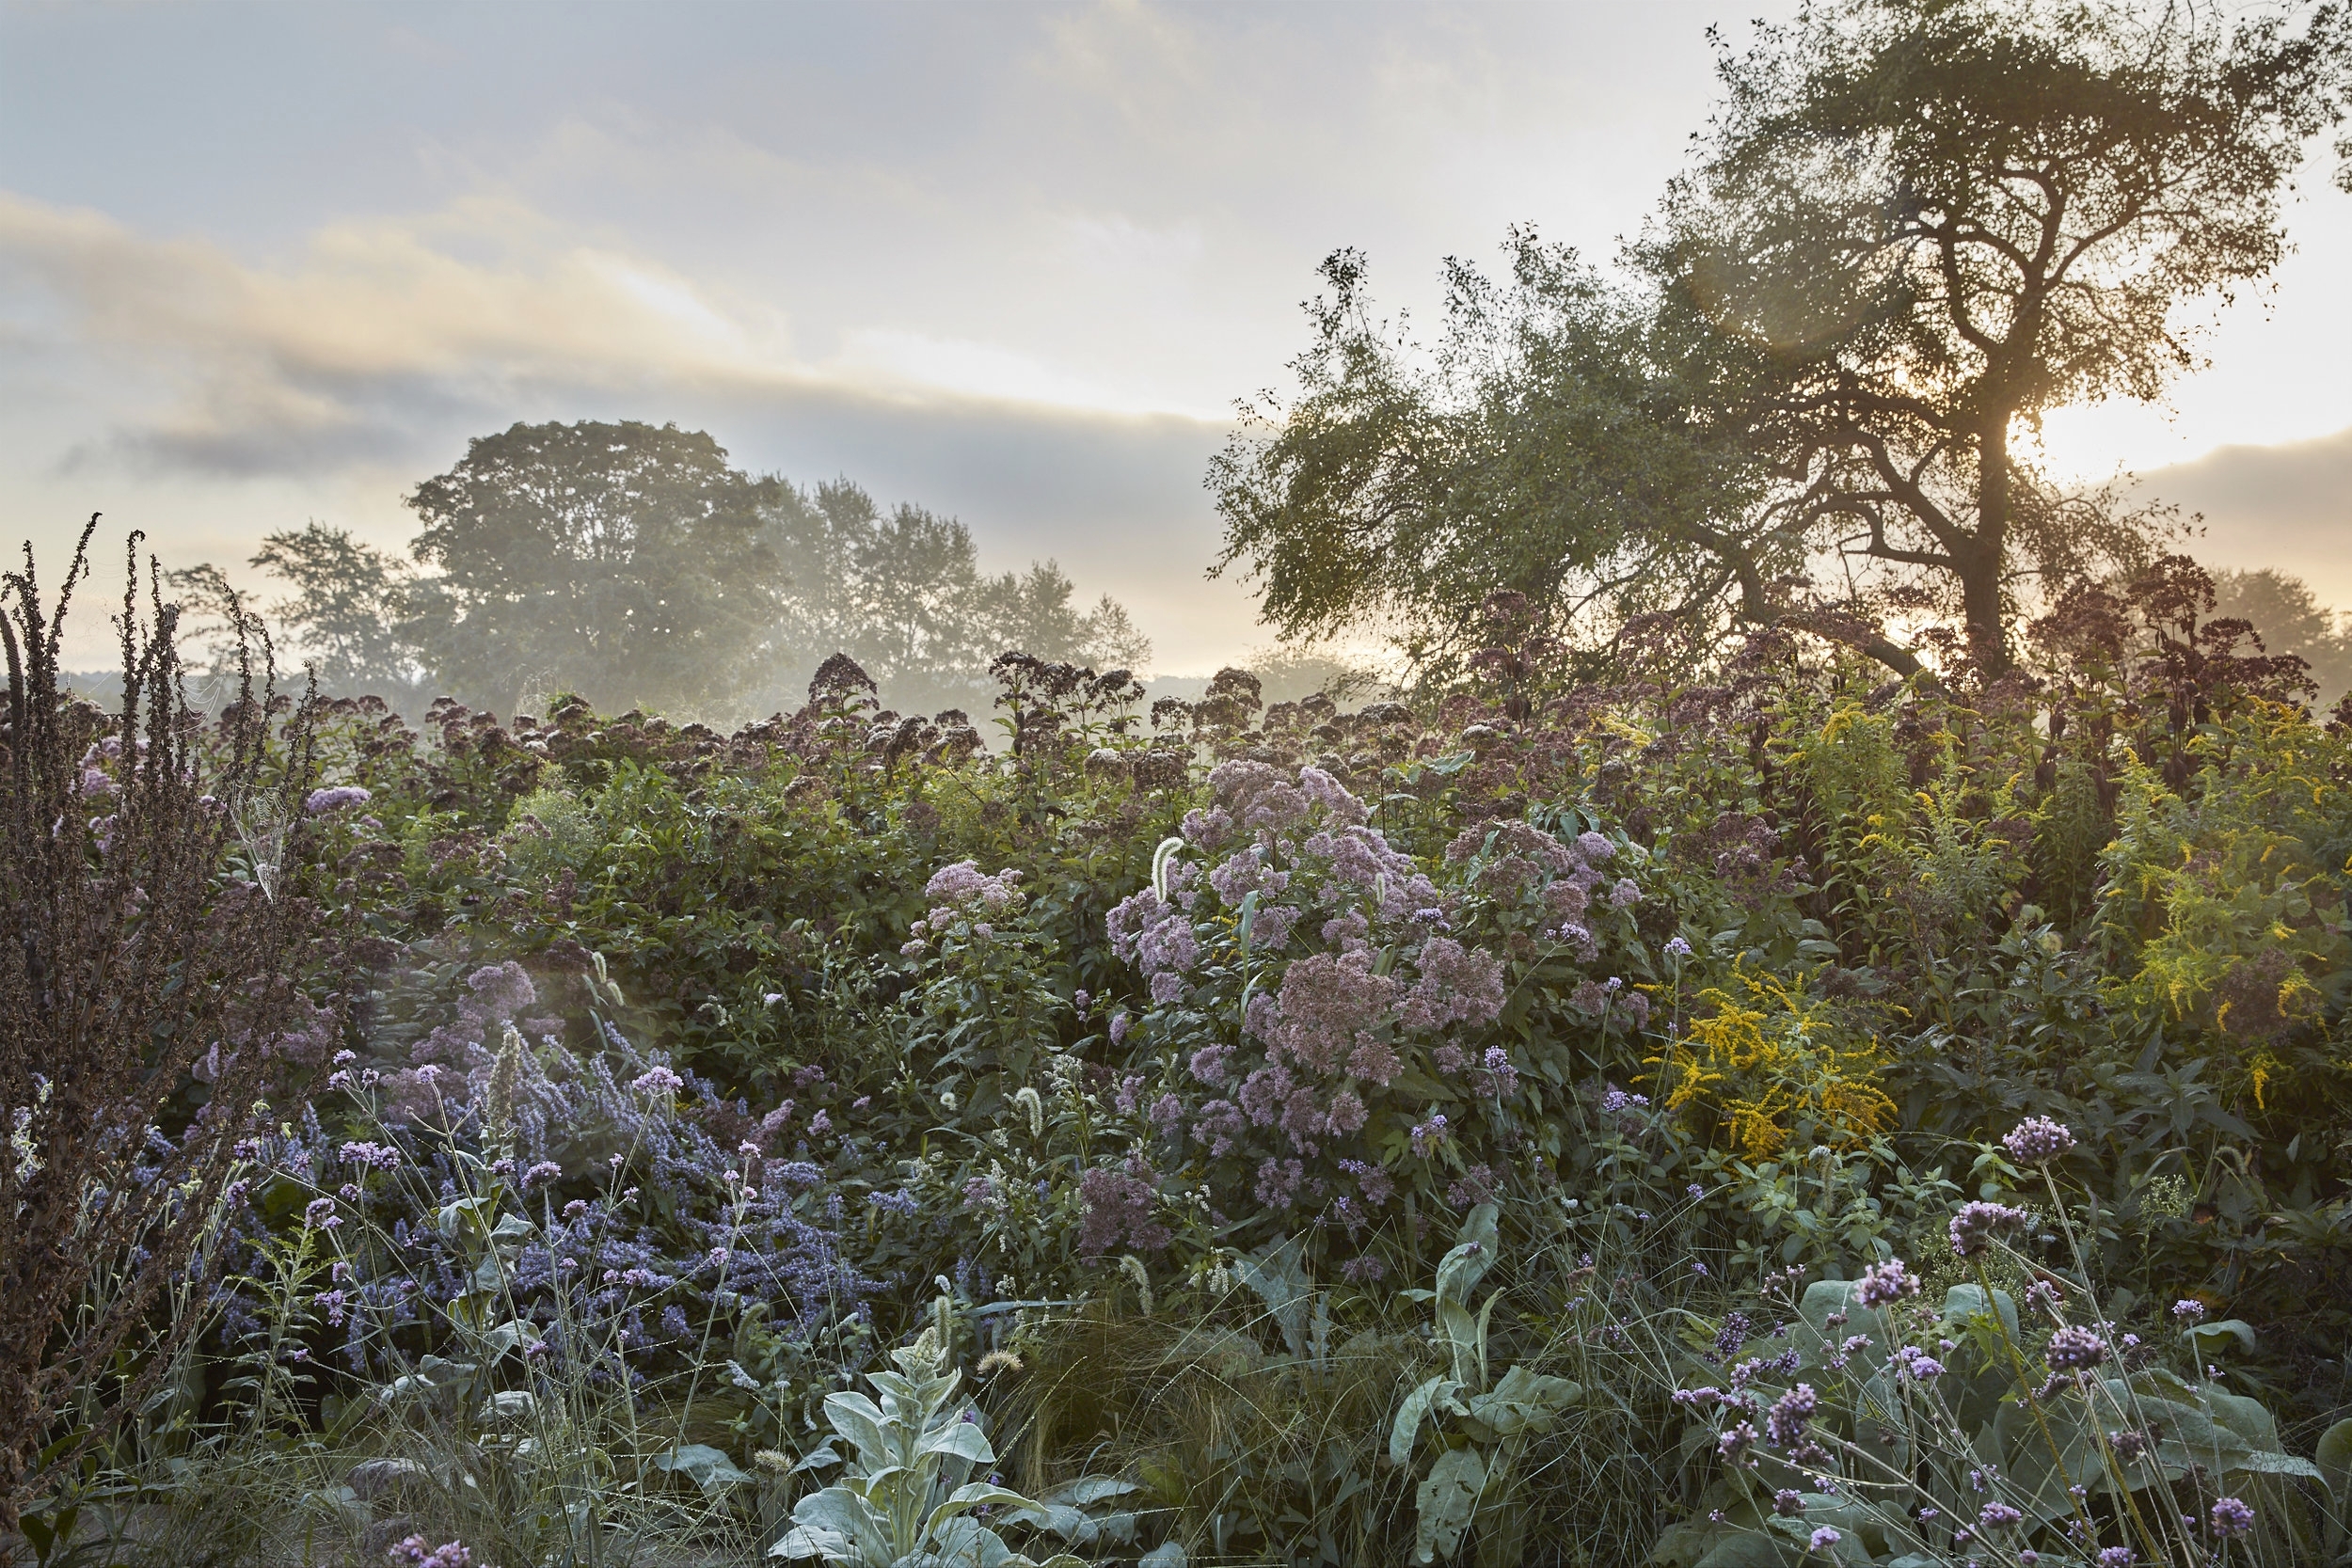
[2314,1416,2352,1498]
[790,1486,894,1565]
[821,1392,898,1471]
[1434,1205,1500,1307]
[654,1443,754,1497]
[916,1419,995,1466]
[925,1483,1038,1555]
[1391,1376,1464,1465]
[766,1524,852,1561]
[1233,1235,1313,1358]
[2185,1319,2257,1355]
[1461,1365,1581,1437]
[1413,1447,1486,1563]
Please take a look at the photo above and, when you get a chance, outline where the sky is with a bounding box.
[3,0,2348,674]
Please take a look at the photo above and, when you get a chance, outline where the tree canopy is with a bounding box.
[404,420,789,716]
[1215,0,2351,678]
[169,420,1152,721]
[1211,238,1781,678]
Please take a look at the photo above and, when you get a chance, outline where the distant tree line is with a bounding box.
[169,420,1151,721]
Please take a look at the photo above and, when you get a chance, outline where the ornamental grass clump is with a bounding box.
[0,529,324,1547]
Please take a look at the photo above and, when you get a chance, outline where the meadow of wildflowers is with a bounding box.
[8,559,2352,1567]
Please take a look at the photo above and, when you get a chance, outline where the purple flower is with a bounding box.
[1765,1384,1818,1448]
[304,784,373,816]
[2045,1325,2106,1370]
[1807,1527,1840,1553]
[1893,1345,1945,1380]
[1716,1421,1756,1461]
[630,1065,685,1096]
[1855,1258,1918,1307]
[2171,1298,2207,1321]
[1947,1201,2030,1258]
[2001,1116,2076,1165]
[1409,1114,1449,1158]
[1663,935,1693,958]
[2210,1497,2254,1538]
[1773,1489,1804,1516]
[1979,1502,2023,1529]
[2096,1549,2134,1568]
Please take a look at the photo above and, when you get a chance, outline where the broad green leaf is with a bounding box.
[2314,1416,2352,1498]
[1413,1446,1486,1563]
[1233,1235,1313,1358]
[2185,1319,2257,1355]
[916,1419,995,1465]
[1391,1376,1463,1465]
[791,1486,895,1565]
[768,1524,851,1562]
[1040,1475,1138,1508]
[1434,1204,1500,1307]
[822,1392,898,1470]
[654,1443,754,1496]
[1462,1365,1581,1437]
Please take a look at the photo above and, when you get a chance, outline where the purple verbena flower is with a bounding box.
[2001,1116,2076,1165]
[2210,1497,2254,1538]
[1948,1201,2030,1258]
[1855,1259,1918,1307]
[304,784,373,816]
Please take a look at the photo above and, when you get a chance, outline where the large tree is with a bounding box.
[1216,0,2350,678]
[404,420,789,715]
[758,478,1153,714]
[1652,0,2349,674]
[252,522,421,694]
[1212,238,1778,676]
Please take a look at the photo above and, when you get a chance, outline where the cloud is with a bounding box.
[2134,425,2352,606]
[0,189,1264,672]
[0,190,1218,479]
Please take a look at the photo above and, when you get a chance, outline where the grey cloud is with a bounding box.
[2135,426,2352,605]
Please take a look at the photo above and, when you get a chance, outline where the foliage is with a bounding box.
[1387,1204,1581,1565]
[0,526,326,1540]
[1653,1137,2334,1568]
[1642,0,2352,673]
[1208,238,1773,677]
[251,523,429,703]
[16,500,2352,1567]
[1216,0,2352,679]
[403,420,793,718]
[176,437,1153,730]
[770,1325,1084,1568]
